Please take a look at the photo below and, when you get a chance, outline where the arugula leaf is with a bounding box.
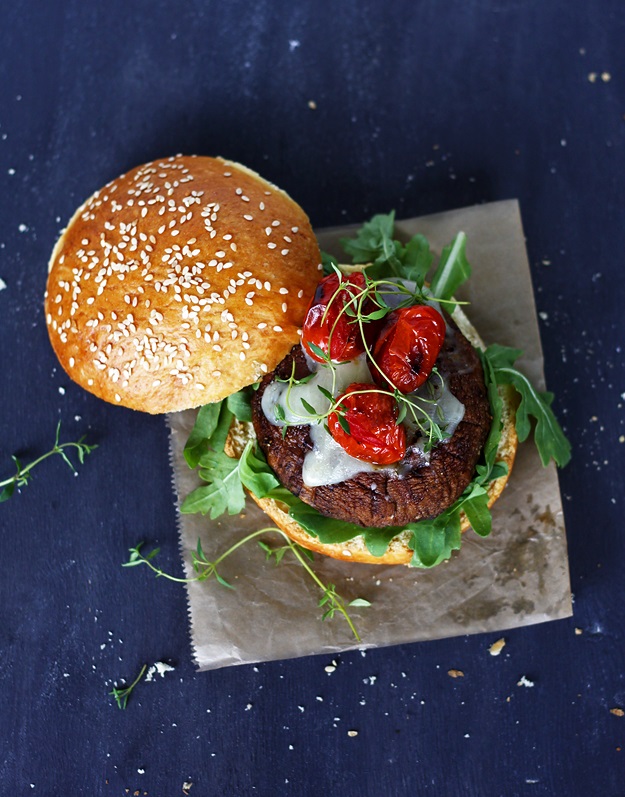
[183,403,222,468]
[226,390,253,423]
[407,512,462,568]
[239,441,281,498]
[321,251,340,276]
[181,450,246,518]
[483,344,571,467]
[457,483,491,537]
[429,232,471,301]
[340,212,397,264]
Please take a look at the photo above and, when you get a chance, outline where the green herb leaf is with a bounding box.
[429,232,471,301]
[239,441,281,498]
[340,212,397,264]
[226,390,253,422]
[109,664,147,710]
[407,511,462,568]
[483,344,571,467]
[183,403,222,468]
[181,450,246,518]
[321,251,340,276]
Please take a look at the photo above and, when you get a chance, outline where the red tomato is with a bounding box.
[301,273,369,363]
[328,383,406,465]
[371,305,446,393]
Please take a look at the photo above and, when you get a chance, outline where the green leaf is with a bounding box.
[181,450,246,518]
[484,344,572,468]
[307,341,329,362]
[300,397,318,416]
[458,484,492,537]
[239,442,281,498]
[226,390,253,422]
[407,511,462,568]
[397,234,433,285]
[183,402,222,468]
[340,212,396,264]
[321,251,340,276]
[0,482,16,502]
[429,232,471,301]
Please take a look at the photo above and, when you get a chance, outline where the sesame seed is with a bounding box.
[69,357,75,367]
[281,302,287,312]
[272,220,280,227]
[281,249,289,255]
[115,394,121,402]
[279,287,289,294]
[273,325,283,332]
[291,227,299,233]
[243,214,253,221]
[239,352,246,360]
[212,370,221,377]
[258,322,267,329]
[267,242,277,249]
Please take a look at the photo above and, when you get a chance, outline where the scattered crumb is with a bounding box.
[347,730,358,737]
[182,782,193,795]
[610,708,624,717]
[307,100,317,110]
[18,223,29,233]
[575,627,583,635]
[619,436,624,444]
[0,278,6,291]
[145,661,175,682]
[588,72,597,83]
[517,675,535,688]
[601,72,611,82]
[448,669,464,678]
[58,386,65,395]
[489,638,506,656]
[137,768,145,775]
[288,39,300,52]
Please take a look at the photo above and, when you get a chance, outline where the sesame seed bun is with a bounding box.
[45,155,322,413]
[226,303,518,565]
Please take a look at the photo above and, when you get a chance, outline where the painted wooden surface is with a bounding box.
[0,1,623,794]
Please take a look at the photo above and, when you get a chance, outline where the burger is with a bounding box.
[45,155,568,568]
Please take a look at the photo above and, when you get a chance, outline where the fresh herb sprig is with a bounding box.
[109,663,147,710]
[124,533,369,641]
[0,421,97,503]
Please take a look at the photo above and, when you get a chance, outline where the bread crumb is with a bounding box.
[489,638,506,656]
[601,71,611,82]
[307,100,317,110]
[517,675,534,688]
[574,627,583,635]
[610,708,624,717]
[448,669,464,678]
[588,72,597,83]
[347,730,358,737]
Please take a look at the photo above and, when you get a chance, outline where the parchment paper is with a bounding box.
[167,199,572,671]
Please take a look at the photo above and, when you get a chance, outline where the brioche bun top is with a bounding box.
[45,155,322,413]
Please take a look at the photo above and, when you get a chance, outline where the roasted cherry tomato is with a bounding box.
[301,272,369,363]
[328,383,406,465]
[371,305,446,393]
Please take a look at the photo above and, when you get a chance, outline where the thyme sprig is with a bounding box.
[124,531,369,641]
[275,271,451,452]
[0,421,97,503]
[109,664,147,709]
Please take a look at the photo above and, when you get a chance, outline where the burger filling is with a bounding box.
[251,271,491,528]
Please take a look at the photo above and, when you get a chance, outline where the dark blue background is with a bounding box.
[1,1,624,794]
